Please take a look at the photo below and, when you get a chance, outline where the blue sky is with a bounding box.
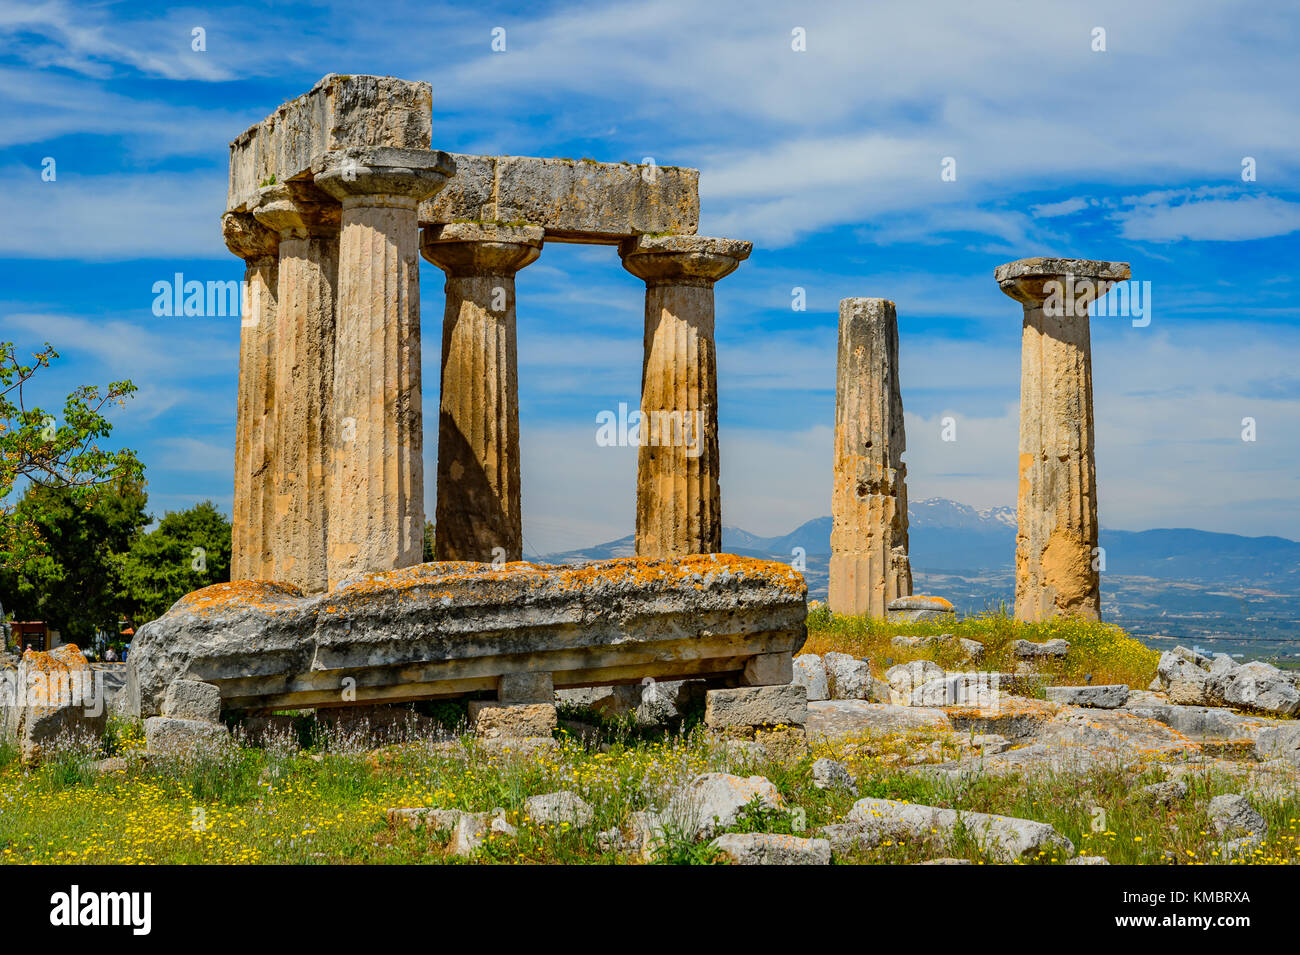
[2,0,1298,556]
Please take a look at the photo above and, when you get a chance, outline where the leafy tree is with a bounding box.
[423,519,436,562]
[1,341,141,568]
[0,477,149,643]
[118,501,232,624]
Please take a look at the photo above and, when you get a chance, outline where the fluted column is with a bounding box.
[828,298,912,617]
[996,257,1130,621]
[619,235,751,558]
[252,183,339,591]
[222,212,280,582]
[315,148,455,588]
[420,223,543,562]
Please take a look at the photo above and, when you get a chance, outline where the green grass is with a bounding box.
[2,711,1294,865]
[804,606,1159,689]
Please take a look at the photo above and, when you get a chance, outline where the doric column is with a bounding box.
[828,298,912,617]
[251,183,339,592]
[222,212,279,582]
[315,147,455,588]
[420,223,543,562]
[619,235,751,558]
[995,257,1130,622]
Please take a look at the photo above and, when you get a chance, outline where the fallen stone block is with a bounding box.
[844,797,1074,863]
[1012,639,1069,659]
[144,716,231,758]
[450,809,516,857]
[677,773,784,839]
[126,555,807,717]
[1255,724,1300,765]
[823,652,873,700]
[710,833,830,865]
[742,652,793,687]
[523,791,595,829]
[161,680,222,722]
[555,684,642,718]
[886,595,955,623]
[1067,856,1111,865]
[811,757,858,795]
[806,700,952,739]
[704,685,807,730]
[635,679,707,727]
[1209,661,1300,716]
[793,654,829,701]
[1044,684,1129,708]
[1137,779,1188,807]
[469,702,557,740]
[2,645,107,764]
[885,659,945,699]
[1208,794,1267,840]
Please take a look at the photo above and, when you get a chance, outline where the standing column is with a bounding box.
[420,223,543,562]
[252,183,340,592]
[619,235,751,558]
[828,298,912,617]
[315,148,455,588]
[995,257,1130,621]
[222,212,280,582]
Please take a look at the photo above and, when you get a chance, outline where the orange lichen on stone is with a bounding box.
[175,579,307,617]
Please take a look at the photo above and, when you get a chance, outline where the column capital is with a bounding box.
[313,146,455,209]
[619,234,751,287]
[420,222,544,276]
[995,257,1130,308]
[222,211,280,262]
[251,182,340,239]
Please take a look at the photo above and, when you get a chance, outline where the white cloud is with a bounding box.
[1115,193,1300,242]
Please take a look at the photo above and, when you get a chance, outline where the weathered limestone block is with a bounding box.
[161,680,222,722]
[741,651,793,686]
[677,772,784,839]
[126,555,807,717]
[710,833,831,865]
[620,235,752,558]
[886,595,954,623]
[251,182,340,592]
[793,653,829,701]
[223,212,280,582]
[1012,638,1070,659]
[227,74,433,213]
[704,685,808,730]
[468,701,557,739]
[1044,684,1129,708]
[829,298,911,617]
[144,716,231,757]
[996,256,1130,622]
[498,671,554,704]
[1,645,106,764]
[314,147,456,587]
[841,797,1074,862]
[421,223,543,562]
[422,155,699,242]
[805,701,953,739]
[523,790,595,828]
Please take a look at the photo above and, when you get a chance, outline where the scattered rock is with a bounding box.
[887,595,956,623]
[161,680,222,722]
[468,701,557,740]
[556,684,642,718]
[1137,779,1188,807]
[1207,794,1267,840]
[703,685,807,730]
[1067,856,1111,865]
[1044,684,1129,708]
[805,700,952,739]
[2,644,107,764]
[524,791,595,829]
[823,652,874,700]
[793,654,829,701]
[836,797,1074,863]
[635,679,707,727]
[450,808,516,857]
[811,757,858,795]
[678,773,784,839]
[143,716,231,757]
[1254,724,1300,765]
[914,857,973,865]
[710,833,831,865]
[1012,639,1069,659]
[1210,661,1300,717]
[885,659,945,699]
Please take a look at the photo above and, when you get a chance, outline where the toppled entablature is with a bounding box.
[227,74,699,242]
[126,556,807,717]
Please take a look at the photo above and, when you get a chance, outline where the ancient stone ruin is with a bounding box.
[223,74,749,593]
[828,298,912,617]
[996,256,1130,622]
[126,75,803,748]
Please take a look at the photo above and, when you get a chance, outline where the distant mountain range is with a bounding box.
[540,497,1300,585]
